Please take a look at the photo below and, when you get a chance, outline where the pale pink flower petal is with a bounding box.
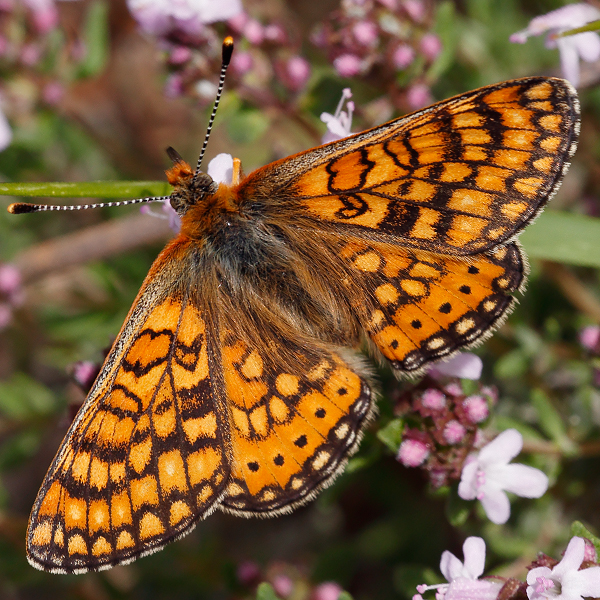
[333,53,362,77]
[430,352,483,380]
[0,108,12,151]
[313,582,343,600]
[321,88,354,143]
[207,153,233,184]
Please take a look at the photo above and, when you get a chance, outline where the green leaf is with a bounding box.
[571,521,600,555]
[530,388,577,455]
[377,418,404,453]
[520,211,600,268]
[446,488,471,526]
[77,0,110,78]
[0,180,169,199]
[255,582,278,600]
[338,592,354,600]
[0,373,57,420]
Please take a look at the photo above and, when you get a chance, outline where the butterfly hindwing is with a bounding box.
[338,239,524,371]
[27,244,230,573]
[241,78,579,255]
[217,326,373,516]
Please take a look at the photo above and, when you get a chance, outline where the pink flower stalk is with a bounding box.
[510,3,600,87]
[458,429,549,524]
[320,88,354,143]
[527,537,600,600]
[333,53,363,77]
[416,537,503,600]
[398,438,430,467]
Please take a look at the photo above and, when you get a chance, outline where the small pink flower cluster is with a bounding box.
[312,0,442,110]
[126,1,310,103]
[396,374,497,489]
[0,263,23,330]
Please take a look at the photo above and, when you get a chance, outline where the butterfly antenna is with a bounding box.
[192,36,234,184]
[7,196,171,214]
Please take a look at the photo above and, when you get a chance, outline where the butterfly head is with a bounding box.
[165,147,219,217]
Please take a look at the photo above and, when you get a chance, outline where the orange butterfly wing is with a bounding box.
[239,78,579,255]
[27,241,230,573]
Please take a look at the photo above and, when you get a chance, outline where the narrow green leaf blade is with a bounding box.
[0,181,169,199]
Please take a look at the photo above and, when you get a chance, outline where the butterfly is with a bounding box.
[21,68,579,573]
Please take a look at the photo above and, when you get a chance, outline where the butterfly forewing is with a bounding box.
[242,78,579,255]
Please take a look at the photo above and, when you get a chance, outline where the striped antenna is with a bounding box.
[192,37,234,183]
[7,196,171,215]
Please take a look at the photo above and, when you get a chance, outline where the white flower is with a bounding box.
[458,429,548,524]
[207,153,233,184]
[416,537,502,600]
[320,88,354,144]
[510,3,600,87]
[527,537,600,600]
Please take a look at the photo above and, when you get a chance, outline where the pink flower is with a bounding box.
[285,56,311,90]
[231,51,253,75]
[458,429,548,524]
[243,19,264,45]
[264,24,286,43]
[463,395,489,423]
[406,83,432,110]
[333,53,362,77]
[579,325,600,352]
[398,439,430,467]
[169,46,193,64]
[42,81,65,105]
[272,574,294,598]
[313,582,343,600]
[421,388,447,410]
[320,88,354,143]
[443,420,466,444]
[510,3,600,87]
[403,0,425,22]
[393,44,415,69]
[237,560,261,585]
[352,21,378,46]
[207,153,234,184]
[23,0,59,33]
[420,33,442,61]
[527,537,600,600]
[0,264,21,296]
